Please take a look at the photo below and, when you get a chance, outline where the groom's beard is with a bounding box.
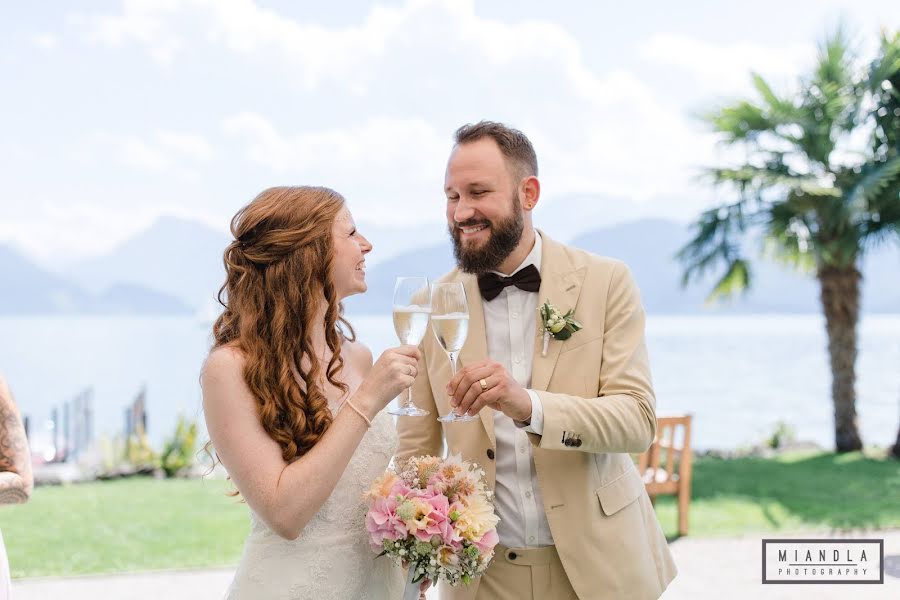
[450,194,524,274]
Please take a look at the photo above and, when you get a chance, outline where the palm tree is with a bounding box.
[892,421,900,460]
[678,29,900,453]
[872,31,900,459]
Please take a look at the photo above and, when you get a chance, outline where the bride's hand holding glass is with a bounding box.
[354,345,421,420]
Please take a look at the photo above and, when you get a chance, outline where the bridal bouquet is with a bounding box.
[365,455,499,597]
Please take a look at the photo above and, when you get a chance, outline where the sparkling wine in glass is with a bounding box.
[388,277,431,417]
[431,282,478,423]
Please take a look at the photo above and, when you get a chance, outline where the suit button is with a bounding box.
[508,551,517,560]
[486,448,495,460]
[575,439,583,448]
[564,438,574,447]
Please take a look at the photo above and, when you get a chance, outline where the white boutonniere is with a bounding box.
[539,300,583,357]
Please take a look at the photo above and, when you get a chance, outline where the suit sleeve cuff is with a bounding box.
[515,389,544,435]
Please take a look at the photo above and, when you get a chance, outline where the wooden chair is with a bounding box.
[637,415,693,536]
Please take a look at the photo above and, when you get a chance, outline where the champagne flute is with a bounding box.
[431,282,478,423]
[388,277,431,417]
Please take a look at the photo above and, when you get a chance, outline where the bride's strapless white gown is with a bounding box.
[225,408,404,600]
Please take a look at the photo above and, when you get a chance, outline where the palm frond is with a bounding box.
[752,73,801,122]
[705,100,775,143]
[870,31,900,157]
[765,204,818,274]
[707,258,752,302]
[813,27,856,93]
[857,157,900,244]
[847,153,900,211]
[676,202,755,292]
[867,31,900,94]
[797,28,862,163]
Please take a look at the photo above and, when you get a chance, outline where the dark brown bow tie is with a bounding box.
[477,264,542,301]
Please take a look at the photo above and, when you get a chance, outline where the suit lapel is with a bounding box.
[457,273,494,446]
[530,234,587,392]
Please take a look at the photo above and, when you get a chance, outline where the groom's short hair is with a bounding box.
[454,121,538,181]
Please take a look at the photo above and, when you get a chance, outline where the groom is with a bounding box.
[396,121,677,600]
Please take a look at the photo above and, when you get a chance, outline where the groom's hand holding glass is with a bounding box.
[445,359,533,422]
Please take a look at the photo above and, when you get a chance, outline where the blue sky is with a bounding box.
[1,0,898,263]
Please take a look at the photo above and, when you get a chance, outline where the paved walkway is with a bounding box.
[13,531,900,599]
[660,530,899,600]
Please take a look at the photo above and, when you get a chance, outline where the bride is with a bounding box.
[202,186,417,599]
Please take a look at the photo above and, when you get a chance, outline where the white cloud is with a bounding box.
[71,0,405,79]
[116,1,709,204]
[639,33,815,93]
[223,113,449,224]
[223,113,443,171]
[70,0,186,64]
[156,131,215,163]
[79,130,214,173]
[31,33,59,51]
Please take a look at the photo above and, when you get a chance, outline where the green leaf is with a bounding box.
[707,258,752,302]
[848,153,900,210]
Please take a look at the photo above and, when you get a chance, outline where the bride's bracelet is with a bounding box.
[344,399,372,428]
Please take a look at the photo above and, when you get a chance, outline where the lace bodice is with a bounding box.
[225,408,403,600]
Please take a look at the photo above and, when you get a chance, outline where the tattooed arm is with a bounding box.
[0,375,32,504]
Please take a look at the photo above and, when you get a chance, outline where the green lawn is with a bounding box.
[0,477,248,579]
[1,451,898,579]
[653,450,900,538]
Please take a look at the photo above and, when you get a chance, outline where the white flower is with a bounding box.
[539,300,583,343]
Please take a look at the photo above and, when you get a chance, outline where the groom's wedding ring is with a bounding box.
[479,378,488,393]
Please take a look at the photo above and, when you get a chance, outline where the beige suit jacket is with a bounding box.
[396,232,677,600]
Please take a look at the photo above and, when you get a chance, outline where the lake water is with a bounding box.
[1,314,898,454]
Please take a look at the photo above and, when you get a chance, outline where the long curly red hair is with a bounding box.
[211,186,355,463]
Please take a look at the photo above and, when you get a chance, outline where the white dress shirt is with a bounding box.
[483,231,554,548]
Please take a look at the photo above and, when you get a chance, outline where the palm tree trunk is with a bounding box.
[890,422,900,459]
[891,390,900,459]
[818,265,863,452]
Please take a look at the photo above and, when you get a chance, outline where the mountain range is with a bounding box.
[345,219,900,315]
[2,216,897,316]
[0,244,190,315]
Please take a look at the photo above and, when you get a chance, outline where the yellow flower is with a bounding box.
[454,494,499,541]
[365,472,399,499]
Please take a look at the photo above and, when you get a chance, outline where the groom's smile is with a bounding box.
[458,221,490,241]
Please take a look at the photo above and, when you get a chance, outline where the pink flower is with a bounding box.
[366,496,408,551]
[472,528,499,555]
[410,493,451,543]
[388,479,413,499]
[427,472,448,493]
